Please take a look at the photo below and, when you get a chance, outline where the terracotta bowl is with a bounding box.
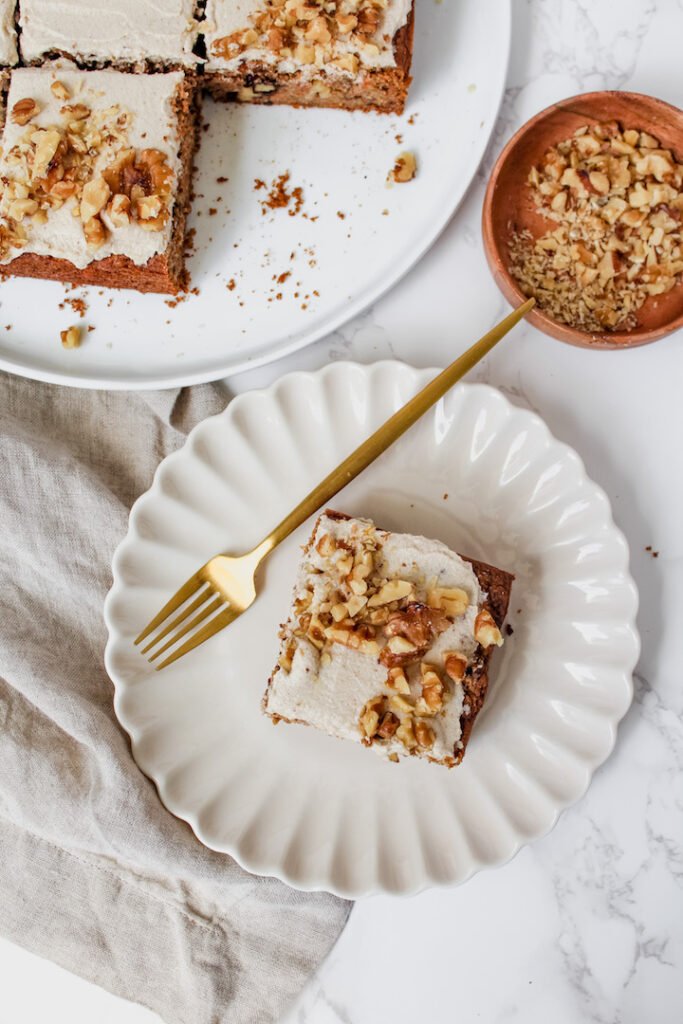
[482,91,683,349]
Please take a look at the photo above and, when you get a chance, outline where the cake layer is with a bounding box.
[0,0,17,66]
[18,0,201,68]
[0,64,192,281]
[264,512,514,767]
[204,0,414,113]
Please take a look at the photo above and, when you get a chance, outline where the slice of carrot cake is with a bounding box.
[204,0,414,113]
[0,64,198,293]
[263,511,514,767]
[18,0,202,70]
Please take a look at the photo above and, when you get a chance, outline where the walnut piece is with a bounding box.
[414,721,435,749]
[384,602,451,648]
[388,152,417,185]
[80,177,110,222]
[11,98,40,126]
[427,586,469,618]
[60,325,80,350]
[367,579,413,607]
[443,650,467,682]
[51,81,71,101]
[474,609,503,648]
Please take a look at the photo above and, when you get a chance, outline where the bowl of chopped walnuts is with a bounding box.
[482,91,683,348]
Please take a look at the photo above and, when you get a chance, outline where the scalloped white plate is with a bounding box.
[0,1,510,389]
[104,363,639,897]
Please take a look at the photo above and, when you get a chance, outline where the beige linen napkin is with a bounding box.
[0,372,350,1024]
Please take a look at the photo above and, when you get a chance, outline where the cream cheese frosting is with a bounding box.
[19,0,200,66]
[0,65,184,268]
[265,514,490,765]
[204,0,411,77]
[0,0,18,65]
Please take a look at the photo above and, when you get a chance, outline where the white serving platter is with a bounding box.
[0,0,511,388]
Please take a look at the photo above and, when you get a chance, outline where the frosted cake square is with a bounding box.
[0,64,198,293]
[204,0,414,114]
[263,511,514,767]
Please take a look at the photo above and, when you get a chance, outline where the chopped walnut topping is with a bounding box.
[414,664,446,715]
[51,81,71,101]
[376,711,399,739]
[510,121,683,332]
[384,602,451,649]
[386,666,411,694]
[212,0,389,74]
[414,721,435,749]
[11,98,40,126]
[367,579,413,607]
[427,586,469,618]
[443,650,467,683]
[388,692,414,715]
[474,609,503,648]
[80,177,110,222]
[0,94,175,259]
[278,640,297,672]
[359,697,384,740]
[316,532,336,557]
[396,715,417,750]
[107,193,131,228]
[324,623,379,656]
[83,215,106,249]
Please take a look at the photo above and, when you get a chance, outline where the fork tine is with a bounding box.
[140,589,214,654]
[148,593,224,662]
[135,572,205,646]
[155,605,241,670]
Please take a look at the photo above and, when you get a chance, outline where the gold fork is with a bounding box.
[136,298,534,668]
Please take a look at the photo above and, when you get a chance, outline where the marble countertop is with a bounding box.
[2,1,681,1022]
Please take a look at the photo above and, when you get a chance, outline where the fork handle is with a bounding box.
[255,298,534,558]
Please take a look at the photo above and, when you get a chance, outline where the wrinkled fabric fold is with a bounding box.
[0,372,350,1024]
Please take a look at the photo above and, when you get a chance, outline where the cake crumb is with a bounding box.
[227,278,236,291]
[256,172,304,216]
[443,493,449,500]
[59,296,87,318]
[216,175,228,183]
[337,211,346,219]
[505,624,514,636]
